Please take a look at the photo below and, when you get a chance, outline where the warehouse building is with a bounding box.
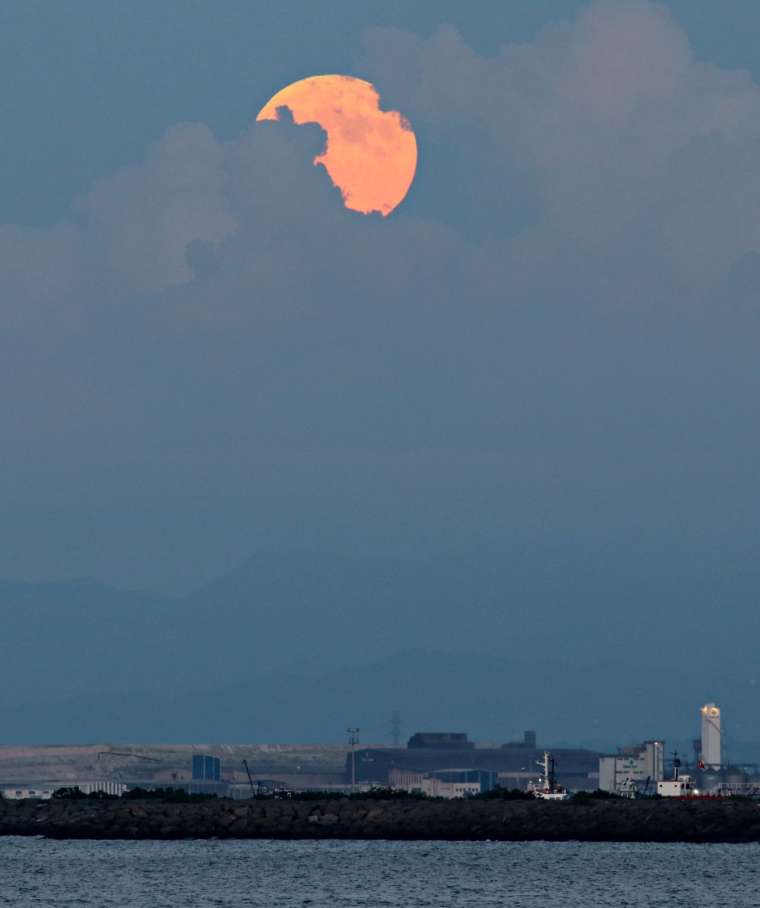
[598,740,664,796]
[351,731,600,791]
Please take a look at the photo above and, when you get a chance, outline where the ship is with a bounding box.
[528,751,569,800]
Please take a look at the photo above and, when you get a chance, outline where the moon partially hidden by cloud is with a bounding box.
[257,75,417,217]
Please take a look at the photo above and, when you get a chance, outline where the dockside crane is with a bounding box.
[242,759,257,798]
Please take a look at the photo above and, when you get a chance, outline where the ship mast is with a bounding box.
[538,751,556,792]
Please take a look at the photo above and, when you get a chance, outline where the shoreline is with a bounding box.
[2,797,760,843]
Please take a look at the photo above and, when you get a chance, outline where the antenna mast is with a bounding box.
[347,727,360,791]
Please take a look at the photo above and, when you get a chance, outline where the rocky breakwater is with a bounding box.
[2,797,760,842]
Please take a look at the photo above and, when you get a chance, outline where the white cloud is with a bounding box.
[362,0,760,277]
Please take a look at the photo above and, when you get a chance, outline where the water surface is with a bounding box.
[1,837,758,906]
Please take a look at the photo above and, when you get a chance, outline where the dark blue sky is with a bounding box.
[1,1,760,745]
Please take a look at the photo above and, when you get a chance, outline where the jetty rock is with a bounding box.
[2,797,760,843]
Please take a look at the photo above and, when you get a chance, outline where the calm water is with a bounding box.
[1,837,759,907]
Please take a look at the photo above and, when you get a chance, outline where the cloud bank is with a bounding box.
[3,0,760,591]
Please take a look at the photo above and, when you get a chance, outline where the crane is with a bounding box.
[242,759,257,798]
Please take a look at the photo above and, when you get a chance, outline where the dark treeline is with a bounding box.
[43,785,628,804]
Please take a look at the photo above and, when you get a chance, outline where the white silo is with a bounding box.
[700,703,722,769]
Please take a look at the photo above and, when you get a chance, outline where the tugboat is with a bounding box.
[528,751,569,800]
[656,752,699,798]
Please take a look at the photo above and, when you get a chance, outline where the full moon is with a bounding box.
[256,75,417,217]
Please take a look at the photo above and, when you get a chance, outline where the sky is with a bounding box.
[2,1,760,745]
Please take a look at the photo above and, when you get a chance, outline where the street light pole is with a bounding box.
[347,727,360,791]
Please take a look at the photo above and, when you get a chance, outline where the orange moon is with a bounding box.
[256,75,417,217]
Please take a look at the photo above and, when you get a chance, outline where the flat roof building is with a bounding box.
[352,731,599,791]
[407,733,474,750]
[599,741,664,796]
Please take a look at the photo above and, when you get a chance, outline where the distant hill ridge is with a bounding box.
[2,548,759,750]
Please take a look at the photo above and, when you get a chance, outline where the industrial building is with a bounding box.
[389,767,496,798]
[598,741,664,796]
[690,703,760,794]
[0,780,127,800]
[408,733,474,750]
[0,785,57,800]
[177,754,226,795]
[4,703,758,801]
[700,703,722,769]
[421,778,481,798]
[192,754,221,781]
[599,703,760,797]
[352,731,600,791]
[390,769,481,798]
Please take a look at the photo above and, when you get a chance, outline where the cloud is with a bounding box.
[3,1,760,589]
[362,0,760,278]
[82,123,236,293]
[7,0,760,319]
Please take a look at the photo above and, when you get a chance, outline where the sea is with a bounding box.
[1,837,758,907]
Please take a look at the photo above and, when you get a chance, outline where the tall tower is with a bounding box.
[700,703,722,769]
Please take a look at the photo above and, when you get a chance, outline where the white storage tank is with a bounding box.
[701,703,722,769]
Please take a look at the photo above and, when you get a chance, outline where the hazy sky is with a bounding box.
[4,0,760,598]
